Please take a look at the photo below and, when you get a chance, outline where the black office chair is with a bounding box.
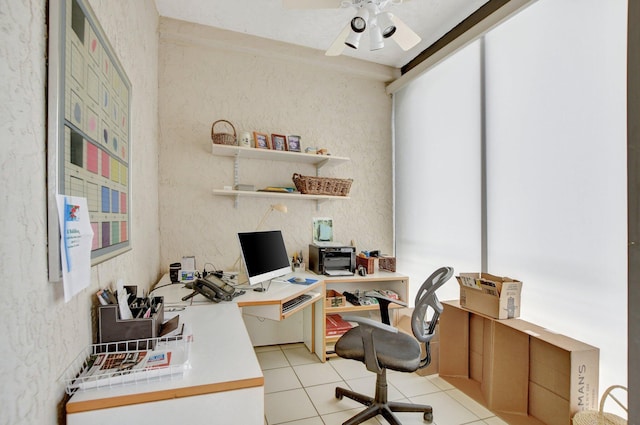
[334,266,454,425]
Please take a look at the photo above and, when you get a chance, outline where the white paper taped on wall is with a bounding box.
[56,195,94,302]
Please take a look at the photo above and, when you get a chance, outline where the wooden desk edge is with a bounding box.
[66,376,264,414]
[324,275,408,283]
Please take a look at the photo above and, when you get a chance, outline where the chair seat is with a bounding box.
[335,327,422,373]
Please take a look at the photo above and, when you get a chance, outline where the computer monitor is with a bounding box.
[238,230,291,286]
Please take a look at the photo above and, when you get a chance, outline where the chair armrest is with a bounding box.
[341,316,398,334]
[362,291,407,325]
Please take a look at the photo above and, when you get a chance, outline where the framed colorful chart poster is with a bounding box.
[47,0,131,281]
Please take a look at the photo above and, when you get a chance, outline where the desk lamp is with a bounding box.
[254,203,288,230]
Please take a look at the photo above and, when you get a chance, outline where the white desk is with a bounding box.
[153,273,322,319]
[66,273,324,424]
[154,273,325,357]
[66,303,264,424]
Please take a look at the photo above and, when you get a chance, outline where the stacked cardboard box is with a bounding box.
[439,301,599,425]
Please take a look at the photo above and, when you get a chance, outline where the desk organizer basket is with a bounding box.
[211,119,237,145]
[61,335,191,394]
[292,173,352,196]
[572,385,627,425]
[98,289,163,346]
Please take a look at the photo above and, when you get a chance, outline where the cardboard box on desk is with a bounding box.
[457,273,523,319]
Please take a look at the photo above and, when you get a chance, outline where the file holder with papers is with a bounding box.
[98,286,164,347]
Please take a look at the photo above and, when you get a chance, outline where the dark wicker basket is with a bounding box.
[211,119,237,145]
[292,173,352,196]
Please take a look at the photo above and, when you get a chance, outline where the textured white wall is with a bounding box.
[158,19,396,274]
[0,1,159,423]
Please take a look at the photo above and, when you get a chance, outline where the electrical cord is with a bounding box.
[148,282,174,295]
[202,262,218,277]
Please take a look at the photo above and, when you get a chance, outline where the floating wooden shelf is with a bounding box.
[211,144,349,169]
[212,189,350,203]
[211,143,351,207]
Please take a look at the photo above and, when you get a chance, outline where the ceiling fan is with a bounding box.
[283,0,421,56]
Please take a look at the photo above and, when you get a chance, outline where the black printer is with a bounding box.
[308,244,356,276]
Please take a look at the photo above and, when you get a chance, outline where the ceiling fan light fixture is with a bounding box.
[377,12,396,38]
[350,7,369,33]
[369,24,384,51]
[345,30,362,49]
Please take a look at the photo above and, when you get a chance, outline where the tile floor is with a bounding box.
[255,343,509,425]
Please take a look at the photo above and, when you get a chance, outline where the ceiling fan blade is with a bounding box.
[282,0,343,9]
[390,14,421,51]
[325,24,350,56]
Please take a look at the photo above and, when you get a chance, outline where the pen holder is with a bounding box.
[97,287,164,349]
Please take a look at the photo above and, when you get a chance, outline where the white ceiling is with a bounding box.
[154,0,489,68]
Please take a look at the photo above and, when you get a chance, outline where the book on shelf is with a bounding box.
[374,289,400,300]
[326,314,353,336]
[257,186,298,193]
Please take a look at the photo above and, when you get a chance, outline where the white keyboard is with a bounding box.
[282,293,313,313]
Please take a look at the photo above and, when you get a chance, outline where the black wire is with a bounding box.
[202,262,218,276]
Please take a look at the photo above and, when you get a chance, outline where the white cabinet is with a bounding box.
[211,144,351,205]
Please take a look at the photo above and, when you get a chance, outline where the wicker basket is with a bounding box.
[211,119,237,145]
[292,173,352,196]
[572,385,627,425]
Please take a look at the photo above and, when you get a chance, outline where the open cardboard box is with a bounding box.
[457,272,523,319]
[439,301,599,425]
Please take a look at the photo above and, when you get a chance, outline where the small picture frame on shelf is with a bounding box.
[253,132,270,149]
[271,134,287,151]
[287,135,301,152]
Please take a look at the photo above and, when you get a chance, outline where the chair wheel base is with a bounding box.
[335,386,433,425]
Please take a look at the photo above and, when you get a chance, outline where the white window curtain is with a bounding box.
[483,0,627,394]
[394,0,627,395]
[394,40,482,304]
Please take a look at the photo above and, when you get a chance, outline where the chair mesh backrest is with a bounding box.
[411,267,454,367]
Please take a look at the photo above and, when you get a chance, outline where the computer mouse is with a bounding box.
[294,277,307,283]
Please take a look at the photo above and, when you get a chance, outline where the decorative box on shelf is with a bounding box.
[378,256,396,272]
[356,256,375,274]
[325,289,346,308]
